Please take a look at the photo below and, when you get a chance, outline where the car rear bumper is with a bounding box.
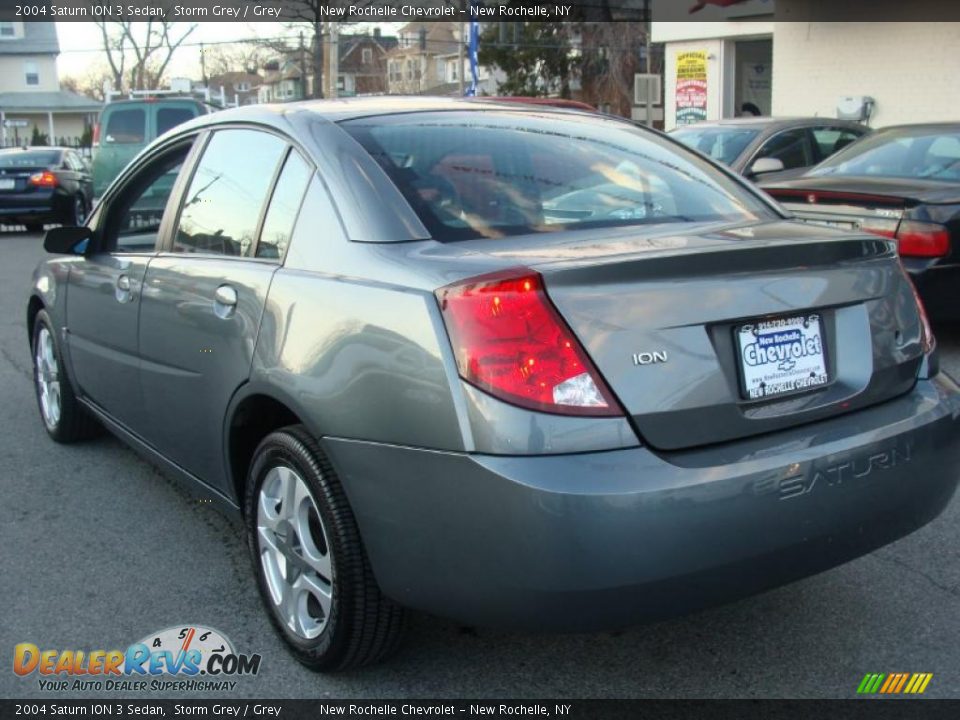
[0,192,57,222]
[323,374,960,631]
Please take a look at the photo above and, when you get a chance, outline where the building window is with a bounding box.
[24,61,39,86]
[0,22,17,38]
[236,82,250,92]
[362,48,372,64]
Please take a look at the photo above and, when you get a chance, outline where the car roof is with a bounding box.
[180,96,600,130]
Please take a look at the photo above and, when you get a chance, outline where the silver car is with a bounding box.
[670,117,870,182]
[27,98,960,671]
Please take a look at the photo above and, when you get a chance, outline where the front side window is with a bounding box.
[344,111,772,242]
[755,129,814,170]
[174,129,287,256]
[24,61,38,86]
[102,145,192,253]
[104,109,145,144]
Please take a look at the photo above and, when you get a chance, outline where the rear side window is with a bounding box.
[811,127,864,161]
[257,150,311,260]
[156,107,197,136]
[174,129,287,256]
[344,111,771,242]
[104,109,145,144]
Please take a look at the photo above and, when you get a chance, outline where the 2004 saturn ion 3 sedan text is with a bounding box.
[27,98,960,671]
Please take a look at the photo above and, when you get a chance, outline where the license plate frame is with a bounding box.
[735,314,830,401]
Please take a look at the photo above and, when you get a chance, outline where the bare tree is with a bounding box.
[203,43,273,78]
[94,21,198,93]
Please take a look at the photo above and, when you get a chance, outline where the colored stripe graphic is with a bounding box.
[857,673,932,694]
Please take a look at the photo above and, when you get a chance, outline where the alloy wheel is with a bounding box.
[35,326,61,430]
[256,465,334,640]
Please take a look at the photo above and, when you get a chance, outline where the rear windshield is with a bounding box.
[670,126,760,166]
[103,108,145,144]
[0,150,61,168]
[343,112,772,241]
[810,127,960,181]
[157,106,197,136]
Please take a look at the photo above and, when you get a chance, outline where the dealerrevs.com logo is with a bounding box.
[14,625,262,692]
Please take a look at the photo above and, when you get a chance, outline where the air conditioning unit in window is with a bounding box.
[633,74,662,106]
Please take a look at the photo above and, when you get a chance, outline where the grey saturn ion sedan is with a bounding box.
[27,98,960,671]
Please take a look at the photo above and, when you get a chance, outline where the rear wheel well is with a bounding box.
[26,296,44,344]
[228,394,301,512]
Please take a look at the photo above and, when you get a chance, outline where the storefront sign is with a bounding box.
[676,50,708,125]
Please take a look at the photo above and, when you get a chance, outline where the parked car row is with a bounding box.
[0,97,208,231]
[26,97,960,671]
[670,118,960,321]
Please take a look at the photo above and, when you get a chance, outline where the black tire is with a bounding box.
[25,222,44,233]
[69,194,87,226]
[245,425,406,671]
[31,309,101,443]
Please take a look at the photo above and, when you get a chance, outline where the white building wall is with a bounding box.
[0,55,59,92]
[772,21,960,127]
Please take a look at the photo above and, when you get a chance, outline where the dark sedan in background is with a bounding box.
[671,117,870,183]
[762,124,960,320]
[0,147,92,232]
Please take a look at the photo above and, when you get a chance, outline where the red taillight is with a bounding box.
[92,123,100,145]
[896,221,950,258]
[436,269,621,416]
[28,171,57,188]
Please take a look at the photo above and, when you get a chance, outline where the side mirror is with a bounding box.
[749,157,786,177]
[44,226,92,255]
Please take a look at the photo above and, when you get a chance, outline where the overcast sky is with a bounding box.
[54,22,403,82]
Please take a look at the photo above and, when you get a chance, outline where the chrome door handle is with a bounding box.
[115,274,134,303]
[214,285,237,307]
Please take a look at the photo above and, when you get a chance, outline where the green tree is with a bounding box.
[479,22,577,98]
[30,126,48,146]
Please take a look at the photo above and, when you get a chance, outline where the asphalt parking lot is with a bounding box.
[1,229,958,700]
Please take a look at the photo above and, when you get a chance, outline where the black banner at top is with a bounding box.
[5,0,960,23]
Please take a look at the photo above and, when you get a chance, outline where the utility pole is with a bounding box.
[329,22,339,99]
[200,42,207,86]
[457,23,465,96]
[299,31,307,100]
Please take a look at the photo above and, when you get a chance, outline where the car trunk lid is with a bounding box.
[456,220,926,450]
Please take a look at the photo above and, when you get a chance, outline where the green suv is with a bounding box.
[91,98,207,199]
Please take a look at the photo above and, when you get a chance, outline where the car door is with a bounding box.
[137,127,299,492]
[65,138,197,431]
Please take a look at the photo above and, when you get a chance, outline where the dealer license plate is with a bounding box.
[736,314,829,400]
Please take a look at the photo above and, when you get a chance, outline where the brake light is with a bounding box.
[896,221,950,258]
[28,171,57,188]
[92,123,100,145]
[436,269,621,416]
